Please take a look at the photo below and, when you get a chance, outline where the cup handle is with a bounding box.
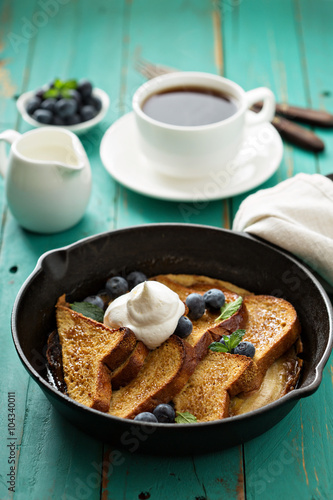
[0,130,21,177]
[244,87,276,126]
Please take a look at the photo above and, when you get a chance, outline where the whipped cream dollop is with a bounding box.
[103,280,185,349]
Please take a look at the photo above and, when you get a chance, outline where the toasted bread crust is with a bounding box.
[56,295,136,412]
[109,335,197,419]
[154,274,252,298]
[54,276,302,421]
[111,341,150,390]
[174,352,257,421]
[92,363,112,412]
[152,274,247,360]
[243,295,301,379]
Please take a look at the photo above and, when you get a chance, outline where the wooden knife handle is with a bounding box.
[255,101,333,127]
[251,104,325,152]
[275,104,333,128]
[272,115,325,152]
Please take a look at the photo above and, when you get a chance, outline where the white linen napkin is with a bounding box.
[232,173,333,287]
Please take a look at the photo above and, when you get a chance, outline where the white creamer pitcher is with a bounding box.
[0,127,92,233]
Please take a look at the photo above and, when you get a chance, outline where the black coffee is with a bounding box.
[142,86,238,126]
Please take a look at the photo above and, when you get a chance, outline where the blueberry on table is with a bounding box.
[174,316,193,338]
[153,404,175,423]
[203,289,225,310]
[127,271,147,289]
[105,276,128,298]
[32,109,53,124]
[80,105,97,122]
[134,412,158,423]
[26,96,42,115]
[40,98,57,112]
[77,79,93,98]
[83,295,104,309]
[185,293,205,320]
[234,341,255,358]
[55,98,78,118]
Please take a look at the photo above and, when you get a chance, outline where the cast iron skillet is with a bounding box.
[11,224,333,455]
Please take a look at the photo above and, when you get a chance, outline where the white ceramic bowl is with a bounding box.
[17,87,110,135]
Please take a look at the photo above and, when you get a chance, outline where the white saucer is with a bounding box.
[100,112,283,202]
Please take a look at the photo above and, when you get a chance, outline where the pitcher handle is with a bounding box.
[0,130,21,177]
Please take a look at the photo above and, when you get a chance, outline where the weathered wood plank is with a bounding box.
[0,1,332,499]
[105,0,244,498]
[115,0,228,231]
[221,1,333,499]
[223,0,319,221]
[103,445,244,500]
[0,1,126,499]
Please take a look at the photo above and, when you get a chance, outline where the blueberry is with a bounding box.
[185,293,205,320]
[40,98,57,113]
[55,98,77,118]
[77,79,93,98]
[52,115,66,126]
[234,341,255,358]
[32,109,53,124]
[80,105,97,122]
[66,113,81,125]
[153,404,175,423]
[84,95,102,112]
[34,88,46,99]
[173,316,193,338]
[203,289,225,310]
[96,289,110,310]
[127,271,147,289]
[67,89,82,105]
[26,96,42,115]
[83,295,104,309]
[105,276,128,298]
[134,412,158,423]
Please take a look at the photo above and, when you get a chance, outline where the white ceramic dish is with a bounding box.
[100,111,283,202]
[17,87,110,135]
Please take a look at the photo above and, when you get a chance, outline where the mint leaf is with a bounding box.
[209,329,246,354]
[208,341,229,353]
[62,79,77,90]
[175,411,197,424]
[70,302,104,323]
[60,88,72,99]
[229,329,246,349]
[43,88,59,99]
[53,78,63,89]
[43,79,77,99]
[215,296,243,323]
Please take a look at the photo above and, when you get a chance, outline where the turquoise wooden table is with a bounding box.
[1,1,333,499]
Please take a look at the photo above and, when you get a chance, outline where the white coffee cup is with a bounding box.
[132,72,275,179]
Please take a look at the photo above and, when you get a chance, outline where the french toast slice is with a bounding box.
[153,274,248,360]
[243,295,301,382]
[174,352,257,422]
[56,295,136,412]
[110,341,150,390]
[109,335,197,419]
